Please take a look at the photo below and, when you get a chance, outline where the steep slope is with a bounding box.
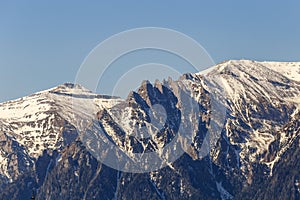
[0,60,299,199]
[0,83,121,182]
[205,60,300,176]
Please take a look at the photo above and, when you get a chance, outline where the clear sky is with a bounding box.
[1,0,300,102]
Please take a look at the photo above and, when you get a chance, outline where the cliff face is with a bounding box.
[0,60,299,199]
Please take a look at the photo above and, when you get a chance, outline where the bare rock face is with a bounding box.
[0,60,300,199]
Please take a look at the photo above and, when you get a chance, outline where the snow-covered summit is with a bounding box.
[0,82,124,181]
[0,60,300,185]
[199,59,300,175]
[0,83,122,157]
[200,59,300,81]
[199,60,300,100]
[48,82,93,95]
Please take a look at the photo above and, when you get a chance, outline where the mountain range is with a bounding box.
[0,60,299,199]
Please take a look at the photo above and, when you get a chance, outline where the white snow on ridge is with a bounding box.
[203,60,300,101]
[0,83,123,159]
[287,96,300,109]
[199,60,300,82]
[263,61,300,82]
[0,60,299,181]
[0,93,53,122]
[50,83,93,95]
[201,60,300,175]
[0,83,124,181]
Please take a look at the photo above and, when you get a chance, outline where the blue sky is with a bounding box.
[0,1,300,102]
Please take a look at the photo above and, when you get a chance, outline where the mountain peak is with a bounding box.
[0,60,300,199]
[48,83,93,96]
[199,59,300,82]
